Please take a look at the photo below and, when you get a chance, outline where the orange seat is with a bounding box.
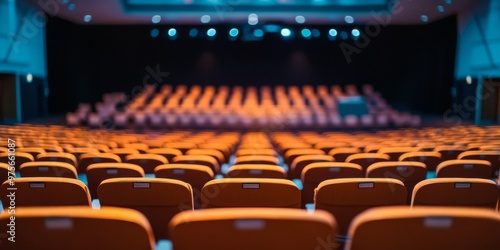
[146,148,183,162]
[377,147,421,161]
[226,164,286,179]
[283,148,324,166]
[86,163,144,198]
[36,152,77,168]
[328,147,361,162]
[345,153,390,174]
[109,148,140,162]
[399,151,442,171]
[289,154,334,179]
[436,159,492,179]
[78,153,122,173]
[234,155,279,165]
[0,152,34,167]
[173,155,220,174]
[125,154,168,173]
[458,150,500,178]
[186,149,225,165]
[20,161,77,179]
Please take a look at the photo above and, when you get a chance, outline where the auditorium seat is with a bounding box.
[36,152,78,168]
[0,152,34,166]
[328,147,361,162]
[411,178,500,209]
[283,148,324,167]
[346,206,500,250]
[377,147,421,161]
[109,148,140,162]
[201,178,301,208]
[234,155,279,165]
[0,163,10,186]
[226,164,286,179]
[301,162,363,207]
[436,159,492,179]
[67,147,100,161]
[345,153,390,174]
[315,178,406,236]
[98,177,194,240]
[146,148,183,162]
[125,153,168,173]
[315,141,351,154]
[0,207,156,250]
[169,208,337,250]
[86,163,145,198]
[366,161,426,203]
[173,155,220,174]
[458,150,500,177]
[20,161,77,179]
[163,142,197,154]
[236,148,276,157]
[123,143,149,153]
[434,145,467,161]
[17,147,46,158]
[186,149,226,165]
[289,154,334,179]
[399,151,442,171]
[78,153,122,173]
[155,163,214,209]
[0,177,91,207]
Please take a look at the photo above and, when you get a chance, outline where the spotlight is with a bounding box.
[421,15,429,22]
[466,76,472,84]
[189,28,199,38]
[152,15,161,24]
[201,15,211,23]
[345,16,354,24]
[312,29,320,38]
[281,28,291,37]
[168,28,177,37]
[68,3,75,10]
[248,13,258,25]
[437,5,444,12]
[351,29,360,37]
[295,16,305,24]
[150,28,159,38]
[26,74,33,83]
[229,28,239,37]
[253,29,264,38]
[207,28,216,37]
[328,29,338,37]
[301,29,311,39]
[83,15,92,23]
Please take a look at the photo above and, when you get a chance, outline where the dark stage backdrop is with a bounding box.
[46,15,456,114]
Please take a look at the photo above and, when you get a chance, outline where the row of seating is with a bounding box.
[2,176,499,240]
[66,84,420,128]
[2,206,500,249]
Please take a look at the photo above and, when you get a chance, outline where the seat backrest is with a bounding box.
[169,208,337,250]
[17,147,46,158]
[434,145,467,161]
[345,153,390,174]
[0,207,155,250]
[412,178,500,209]
[98,177,193,240]
[289,154,334,179]
[108,148,140,162]
[346,206,500,250]
[201,178,301,209]
[20,161,77,179]
[0,162,11,185]
[0,152,34,166]
[146,148,182,162]
[125,153,168,173]
[234,155,279,165]
[186,149,225,165]
[86,163,144,198]
[315,178,406,235]
[236,148,276,157]
[78,153,121,173]
[377,147,421,161]
[366,161,426,203]
[328,147,360,162]
[458,150,500,178]
[0,177,91,207]
[436,159,492,179]
[283,148,324,166]
[226,164,286,179]
[173,155,220,174]
[163,142,197,154]
[36,152,78,168]
[399,151,442,171]
[301,162,363,207]
[155,163,214,209]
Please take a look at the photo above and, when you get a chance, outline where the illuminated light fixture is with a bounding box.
[68,3,76,10]
[207,28,216,37]
[312,29,320,38]
[421,15,429,22]
[168,28,177,37]
[83,15,92,23]
[345,15,354,24]
[152,15,161,24]
[466,76,472,84]
[328,29,338,37]
[301,28,311,38]
[351,29,360,37]
[295,15,305,24]
[248,13,258,25]
[281,28,291,37]
[445,0,452,4]
[189,28,199,37]
[201,15,211,23]
[150,28,159,38]
[437,5,444,12]
[229,28,239,37]
[26,74,33,83]
[253,29,264,37]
